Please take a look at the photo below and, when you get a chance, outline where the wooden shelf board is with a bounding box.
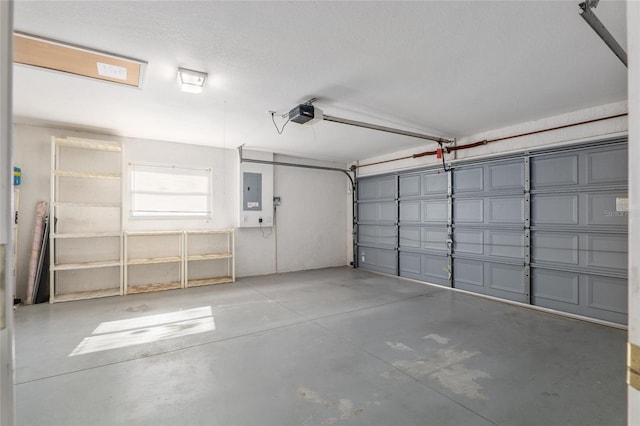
[186,277,234,288]
[126,231,184,236]
[127,256,182,265]
[52,260,121,271]
[186,253,232,261]
[186,229,235,235]
[54,170,121,179]
[126,281,182,294]
[53,202,121,208]
[53,232,121,239]
[53,288,121,302]
[55,137,122,152]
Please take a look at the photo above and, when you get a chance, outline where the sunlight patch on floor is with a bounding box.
[69,306,215,356]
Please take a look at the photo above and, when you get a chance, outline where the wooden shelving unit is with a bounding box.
[49,137,123,303]
[185,229,235,288]
[124,231,184,294]
[49,136,234,302]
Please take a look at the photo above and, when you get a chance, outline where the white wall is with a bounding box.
[273,154,349,273]
[356,100,627,177]
[628,0,640,423]
[12,123,350,301]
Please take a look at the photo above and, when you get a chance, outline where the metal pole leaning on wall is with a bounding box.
[238,146,358,268]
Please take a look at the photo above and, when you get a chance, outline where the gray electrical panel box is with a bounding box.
[243,172,262,211]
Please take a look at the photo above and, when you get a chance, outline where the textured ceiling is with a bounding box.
[13,1,627,162]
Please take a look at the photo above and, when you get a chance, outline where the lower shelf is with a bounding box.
[186,276,234,288]
[126,281,183,294]
[53,288,121,303]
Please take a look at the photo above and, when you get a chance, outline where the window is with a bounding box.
[130,163,211,218]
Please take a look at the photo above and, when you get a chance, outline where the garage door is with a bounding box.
[357,175,397,275]
[452,159,528,303]
[357,138,628,324]
[398,170,450,286]
[530,145,628,324]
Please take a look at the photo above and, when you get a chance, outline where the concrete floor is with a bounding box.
[14,267,626,426]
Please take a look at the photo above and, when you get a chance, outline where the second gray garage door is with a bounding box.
[357,138,628,325]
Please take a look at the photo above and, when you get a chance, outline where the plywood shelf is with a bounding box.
[54,137,122,152]
[53,202,121,208]
[186,277,234,288]
[54,170,121,179]
[127,256,182,265]
[125,231,184,236]
[126,281,183,294]
[53,288,121,302]
[187,253,232,261]
[53,232,121,239]
[52,260,121,271]
[185,229,235,235]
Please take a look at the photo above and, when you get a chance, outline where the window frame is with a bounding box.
[128,162,212,220]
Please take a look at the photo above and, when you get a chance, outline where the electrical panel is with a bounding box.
[238,150,273,228]
[243,172,262,211]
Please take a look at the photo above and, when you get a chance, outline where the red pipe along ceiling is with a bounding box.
[356,113,628,169]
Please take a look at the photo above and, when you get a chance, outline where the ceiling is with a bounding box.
[12,1,628,163]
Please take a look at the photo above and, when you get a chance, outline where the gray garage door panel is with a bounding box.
[454,199,484,223]
[486,230,525,259]
[454,160,525,194]
[531,153,580,188]
[453,258,527,302]
[586,234,627,270]
[531,146,627,189]
[532,191,628,228]
[455,196,524,226]
[454,167,484,192]
[359,177,396,200]
[359,246,396,275]
[586,147,628,184]
[400,200,448,223]
[358,225,396,249]
[454,229,524,260]
[531,194,579,225]
[454,229,484,255]
[399,173,447,196]
[587,192,628,227]
[487,196,524,224]
[399,252,449,286]
[358,140,628,325]
[531,232,579,265]
[532,231,627,272]
[531,268,627,324]
[400,226,448,253]
[587,275,627,315]
[487,161,525,190]
[359,202,396,224]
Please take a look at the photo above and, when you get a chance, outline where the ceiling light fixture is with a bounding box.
[177,68,207,93]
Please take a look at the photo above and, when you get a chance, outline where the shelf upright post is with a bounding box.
[49,137,56,303]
